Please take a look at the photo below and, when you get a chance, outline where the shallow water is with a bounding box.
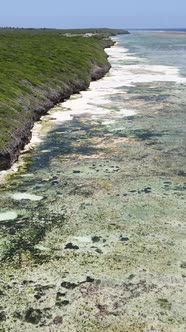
[0,32,186,331]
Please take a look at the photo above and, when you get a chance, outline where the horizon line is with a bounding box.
[0,26,186,30]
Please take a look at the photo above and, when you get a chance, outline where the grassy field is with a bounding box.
[0,28,128,156]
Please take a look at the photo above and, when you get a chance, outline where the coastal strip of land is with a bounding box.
[0,28,129,171]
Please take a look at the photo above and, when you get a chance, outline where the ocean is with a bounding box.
[0,31,186,330]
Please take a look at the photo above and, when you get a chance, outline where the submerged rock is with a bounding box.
[61,281,78,289]
[0,311,6,322]
[86,276,95,283]
[91,236,102,243]
[53,316,63,325]
[95,248,103,254]
[24,308,43,325]
[64,243,79,250]
[120,236,129,242]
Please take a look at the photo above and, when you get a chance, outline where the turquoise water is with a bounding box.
[120,31,186,76]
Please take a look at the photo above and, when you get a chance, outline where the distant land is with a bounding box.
[129,28,186,31]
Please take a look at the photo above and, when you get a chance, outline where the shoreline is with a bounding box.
[0,37,114,173]
[0,40,133,185]
[0,31,186,331]
[0,62,112,183]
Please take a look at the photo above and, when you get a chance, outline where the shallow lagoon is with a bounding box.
[0,32,186,331]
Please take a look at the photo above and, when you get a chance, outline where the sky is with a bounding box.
[0,0,186,29]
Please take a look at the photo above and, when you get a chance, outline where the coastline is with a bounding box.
[0,32,121,172]
[0,31,186,331]
[0,58,111,173]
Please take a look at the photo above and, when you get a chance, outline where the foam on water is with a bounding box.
[106,44,186,85]
[11,193,43,201]
[0,211,18,221]
[54,44,186,124]
[51,105,111,123]
[102,120,116,126]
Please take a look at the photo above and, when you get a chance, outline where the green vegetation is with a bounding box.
[0,27,129,36]
[0,28,127,157]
